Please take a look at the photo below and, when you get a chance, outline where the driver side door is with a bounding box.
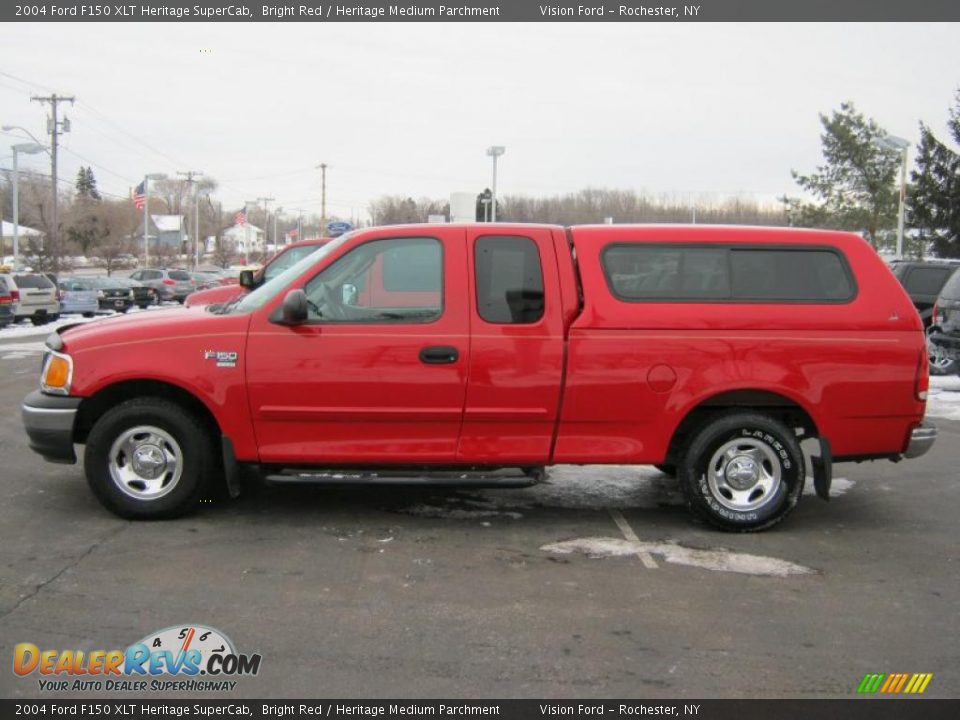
[245,229,469,464]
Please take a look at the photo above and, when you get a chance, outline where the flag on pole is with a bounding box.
[234,207,247,226]
[133,181,146,210]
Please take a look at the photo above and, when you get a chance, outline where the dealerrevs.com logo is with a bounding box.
[14,624,262,692]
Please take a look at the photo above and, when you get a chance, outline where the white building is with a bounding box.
[221,223,265,256]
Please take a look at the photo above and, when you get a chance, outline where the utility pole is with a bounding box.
[274,207,282,246]
[244,199,257,264]
[316,163,327,235]
[31,93,75,271]
[256,196,274,254]
[178,171,203,268]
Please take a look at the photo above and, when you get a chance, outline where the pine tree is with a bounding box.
[85,167,101,201]
[907,89,960,258]
[784,102,900,248]
[74,166,101,201]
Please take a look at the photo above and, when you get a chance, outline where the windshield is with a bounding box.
[940,267,960,300]
[264,243,327,282]
[228,233,353,314]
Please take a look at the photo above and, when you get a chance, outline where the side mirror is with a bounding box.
[239,269,256,289]
[280,289,308,325]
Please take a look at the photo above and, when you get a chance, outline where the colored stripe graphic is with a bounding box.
[857,672,932,694]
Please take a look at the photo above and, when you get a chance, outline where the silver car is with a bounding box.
[129,268,195,303]
[58,278,100,317]
[0,272,60,325]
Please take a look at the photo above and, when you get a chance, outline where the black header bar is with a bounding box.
[4,0,960,23]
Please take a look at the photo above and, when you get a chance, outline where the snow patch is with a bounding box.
[927,375,960,421]
[541,537,816,577]
[803,476,855,496]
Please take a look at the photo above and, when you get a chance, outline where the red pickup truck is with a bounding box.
[22,224,936,531]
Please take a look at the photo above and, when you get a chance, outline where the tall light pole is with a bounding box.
[8,143,46,270]
[244,199,257,264]
[177,171,203,269]
[316,163,328,234]
[273,207,282,247]
[486,146,505,222]
[142,173,166,268]
[876,134,910,259]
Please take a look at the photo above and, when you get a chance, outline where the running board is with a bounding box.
[264,467,543,488]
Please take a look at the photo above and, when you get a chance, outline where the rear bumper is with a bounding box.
[904,422,937,460]
[21,390,81,464]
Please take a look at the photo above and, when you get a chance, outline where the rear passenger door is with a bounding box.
[458,229,566,463]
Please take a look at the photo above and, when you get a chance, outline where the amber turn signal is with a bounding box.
[42,354,72,394]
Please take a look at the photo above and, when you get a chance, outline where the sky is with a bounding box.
[1,22,959,222]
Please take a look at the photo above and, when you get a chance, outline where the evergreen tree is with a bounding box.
[74,166,101,201]
[784,102,900,248]
[907,89,960,258]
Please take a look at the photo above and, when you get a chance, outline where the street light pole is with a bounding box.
[142,173,166,268]
[10,143,46,270]
[486,146,505,222]
[876,134,910,259]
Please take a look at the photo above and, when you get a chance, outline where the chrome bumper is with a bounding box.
[904,423,937,460]
[21,390,81,464]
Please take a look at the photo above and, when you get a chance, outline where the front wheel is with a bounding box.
[678,412,804,532]
[84,398,216,519]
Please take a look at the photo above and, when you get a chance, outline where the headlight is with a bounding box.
[128,290,134,299]
[97,290,105,299]
[41,350,73,396]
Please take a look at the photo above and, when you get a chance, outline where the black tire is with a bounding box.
[83,312,95,318]
[30,315,49,326]
[654,464,676,477]
[84,398,217,519]
[49,313,60,322]
[678,412,804,532]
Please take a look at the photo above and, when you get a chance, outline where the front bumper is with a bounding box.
[21,389,81,464]
[904,422,937,460]
[929,331,960,359]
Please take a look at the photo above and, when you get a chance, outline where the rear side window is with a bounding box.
[13,274,53,289]
[601,244,855,303]
[902,267,952,296]
[474,235,545,324]
[168,270,191,281]
[940,268,960,300]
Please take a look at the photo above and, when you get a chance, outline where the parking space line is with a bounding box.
[608,509,658,569]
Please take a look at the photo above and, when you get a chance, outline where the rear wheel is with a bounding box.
[928,334,958,376]
[84,398,216,519]
[678,412,804,532]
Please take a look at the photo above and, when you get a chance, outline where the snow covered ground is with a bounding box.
[928,374,960,421]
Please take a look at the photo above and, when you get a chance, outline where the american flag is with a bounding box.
[234,207,247,226]
[133,181,145,210]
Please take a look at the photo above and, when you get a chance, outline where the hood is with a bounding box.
[184,284,246,308]
[58,306,249,353]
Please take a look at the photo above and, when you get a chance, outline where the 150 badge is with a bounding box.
[203,351,238,368]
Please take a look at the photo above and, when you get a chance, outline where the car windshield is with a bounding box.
[61,279,94,291]
[168,270,192,281]
[264,244,327,282]
[225,233,352,315]
[90,276,125,288]
[14,274,53,289]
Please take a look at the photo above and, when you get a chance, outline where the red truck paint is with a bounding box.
[22,224,936,530]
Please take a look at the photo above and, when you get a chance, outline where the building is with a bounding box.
[149,215,186,250]
[221,223,265,257]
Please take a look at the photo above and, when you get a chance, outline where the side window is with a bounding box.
[904,267,951,296]
[130,271,140,281]
[264,245,320,282]
[304,237,442,323]
[730,249,854,301]
[474,235,545,324]
[601,245,729,300]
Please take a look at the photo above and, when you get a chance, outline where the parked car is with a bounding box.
[22,224,935,530]
[0,272,60,325]
[0,277,14,328]
[88,276,134,313]
[185,238,330,307]
[129,268,195,303]
[929,269,960,374]
[111,278,158,309]
[890,260,960,374]
[189,272,219,291]
[57,278,99,317]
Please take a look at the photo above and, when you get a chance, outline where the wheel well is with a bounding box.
[664,390,819,464]
[74,380,222,446]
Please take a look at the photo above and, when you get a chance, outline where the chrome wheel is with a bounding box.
[928,337,956,374]
[108,425,183,501]
[706,437,782,512]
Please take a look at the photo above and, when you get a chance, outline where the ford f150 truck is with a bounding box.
[22,224,937,531]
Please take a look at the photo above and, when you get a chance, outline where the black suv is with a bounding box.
[890,260,960,375]
[930,269,960,374]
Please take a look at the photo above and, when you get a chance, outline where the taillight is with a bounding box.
[932,302,945,326]
[10,290,19,302]
[0,295,11,305]
[916,348,930,402]
[162,279,175,285]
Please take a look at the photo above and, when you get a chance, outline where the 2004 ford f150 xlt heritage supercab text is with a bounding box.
[22,224,937,531]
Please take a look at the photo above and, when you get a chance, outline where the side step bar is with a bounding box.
[264,467,544,488]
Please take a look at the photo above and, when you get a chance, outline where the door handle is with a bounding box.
[419,346,459,364]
